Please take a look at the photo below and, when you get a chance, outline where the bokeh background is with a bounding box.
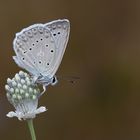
[0,0,140,140]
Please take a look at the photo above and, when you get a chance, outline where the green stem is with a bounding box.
[27,119,36,140]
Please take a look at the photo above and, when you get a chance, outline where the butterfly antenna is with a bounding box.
[57,75,80,83]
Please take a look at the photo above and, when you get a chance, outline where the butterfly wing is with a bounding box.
[13,19,70,81]
[43,19,70,77]
[13,23,56,78]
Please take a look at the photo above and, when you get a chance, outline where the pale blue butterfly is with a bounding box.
[13,19,70,94]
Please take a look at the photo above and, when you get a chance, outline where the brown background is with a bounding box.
[0,0,140,140]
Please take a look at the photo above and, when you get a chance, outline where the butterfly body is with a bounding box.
[13,19,70,91]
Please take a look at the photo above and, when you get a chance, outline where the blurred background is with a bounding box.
[0,0,140,140]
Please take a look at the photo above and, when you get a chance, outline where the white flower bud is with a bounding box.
[23,85,27,90]
[29,87,33,93]
[24,73,28,77]
[17,95,22,100]
[5,85,10,91]
[17,83,22,88]
[26,80,31,86]
[21,79,25,84]
[15,88,19,93]
[25,93,29,98]
[12,94,17,99]
[15,74,20,81]
[19,71,25,76]
[12,81,17,87]
[7,78,12,84]
[25,77,30,82]
[33,89,38,94]
[6,93,11,98]
[20,89,24,94]
[10,88,14,93]
[32,95,37,100]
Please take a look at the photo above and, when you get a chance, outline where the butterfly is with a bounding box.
[13,19,70,94]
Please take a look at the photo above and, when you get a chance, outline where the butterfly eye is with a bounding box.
[39,61,42,64]
[53,33,56,36]
[46,44,48,47]
[51,50,54,52]
[29,48,32,51]
[52,77,56,83]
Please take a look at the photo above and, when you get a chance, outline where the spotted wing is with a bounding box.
[43,19,70,77]
[13,23,56,78]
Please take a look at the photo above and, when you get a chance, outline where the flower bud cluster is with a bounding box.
[5,71,40,106]
[5,71,46,120]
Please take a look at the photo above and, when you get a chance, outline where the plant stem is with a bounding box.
[27,119,36,140]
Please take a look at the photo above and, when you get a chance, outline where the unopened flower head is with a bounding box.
[5,71,46,120]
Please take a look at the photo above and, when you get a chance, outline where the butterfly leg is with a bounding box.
[32,76,38,83]
[40,85,47,96]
